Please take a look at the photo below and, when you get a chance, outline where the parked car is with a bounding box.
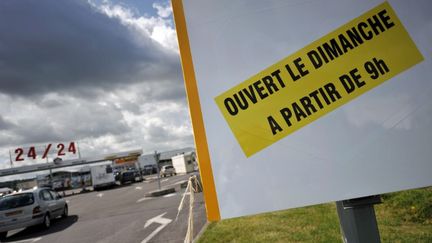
[0,187,68,240]
[113,170,121,181]
[119,171,136,185]
[160,165,176,177]
[127,168,143,182]
[0,188,13,197]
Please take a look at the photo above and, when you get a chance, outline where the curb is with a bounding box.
[145,187,175,197]
[193,221,210,243]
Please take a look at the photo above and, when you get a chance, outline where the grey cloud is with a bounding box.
[121,81,187,114]
[142,80,186,102]
[0,0,194,166]
[0,0,181,97]
[146,123,171,142]
[4,97,131,146]
[9,119,64,145]
[38,96,67,108]
[0,115,14,130]
[67,103,131,139]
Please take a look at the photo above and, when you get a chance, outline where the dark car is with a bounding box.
[128,168,143,182]
[113,171,121,181]
[119,171,135,185]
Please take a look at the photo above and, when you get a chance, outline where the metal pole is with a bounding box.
[154,151,161,191]
[49,169,53,188]
[336,195,382,243]
[136,161,144,181]
[9,150,13,168]
[77,142,82,159]
[45,145,49,163]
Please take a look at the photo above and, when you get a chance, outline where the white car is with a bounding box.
[160,165,176,177]
[0,187,68,240]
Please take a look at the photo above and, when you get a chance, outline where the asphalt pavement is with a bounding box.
[1,173,207,243]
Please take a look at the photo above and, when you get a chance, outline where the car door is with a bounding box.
[39,189,56,216]
[48,190,65,218]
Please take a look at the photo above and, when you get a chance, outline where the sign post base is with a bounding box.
[336,195,382,243]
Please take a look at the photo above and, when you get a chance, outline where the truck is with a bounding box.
[138,154,158,175]
[91,164,116,190]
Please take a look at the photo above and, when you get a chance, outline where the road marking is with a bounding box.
[137,197,152,203]
[96,193,104,198]
[9,237,42,243]
[135,186,142,190]
[142,212,172,243]
[174,180,188,185]
[160,179,169,183]
[66,200,70,203]
[162,193,177,198]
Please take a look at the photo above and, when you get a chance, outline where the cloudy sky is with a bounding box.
[0,0,194,170]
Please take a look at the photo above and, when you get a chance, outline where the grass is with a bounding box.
[197,187,432,243]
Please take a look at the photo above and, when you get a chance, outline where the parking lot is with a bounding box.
[1,174,206,243]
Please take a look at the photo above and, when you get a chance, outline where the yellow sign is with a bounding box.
[215,1,423,157]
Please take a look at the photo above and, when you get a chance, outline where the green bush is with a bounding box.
[383,187,432,224]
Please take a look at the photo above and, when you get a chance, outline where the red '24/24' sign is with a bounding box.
[13,142,77,162]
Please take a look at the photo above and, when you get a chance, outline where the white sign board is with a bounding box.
[172,0,432,220]
[10,142,79,165]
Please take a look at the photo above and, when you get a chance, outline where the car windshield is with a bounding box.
[0,193,35,211]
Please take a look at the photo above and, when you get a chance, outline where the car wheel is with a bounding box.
[42,214,51,229]
[0,231,7,240]
[62,205,68,218]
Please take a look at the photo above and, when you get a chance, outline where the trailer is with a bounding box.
[171,153,195,174]
[91,164,116,190]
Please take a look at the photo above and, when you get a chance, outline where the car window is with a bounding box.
[49,190,60,200]
[0,193,35,210]
[39,190,53,201]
